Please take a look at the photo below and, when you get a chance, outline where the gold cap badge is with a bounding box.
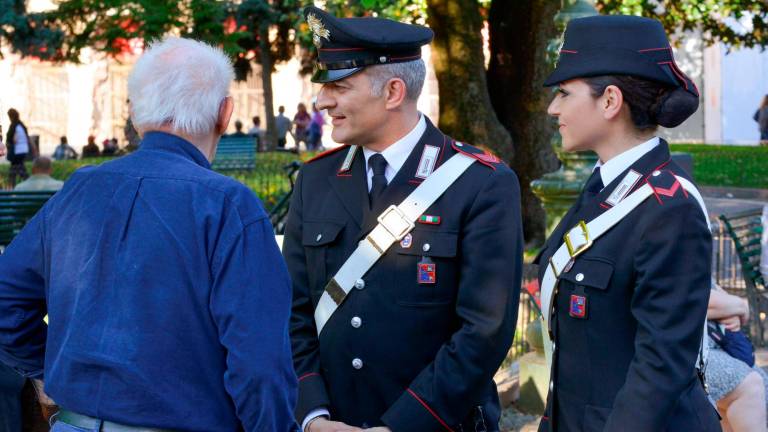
[307,13,330,48]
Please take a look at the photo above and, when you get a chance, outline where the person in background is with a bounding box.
[248,116,265,150]
[293,103,311,151]
[102,137,118,156]
[754,94,768,144]
[13,157,63,191]
[706,283,768,432]
[275,106,293,149]
[0,36,298,432]
[308,103,325,152]
[81,135,100,158]
[0,125,5,158]
[52,136,78,160]
[6,109,30,187]
[230,119,248,138]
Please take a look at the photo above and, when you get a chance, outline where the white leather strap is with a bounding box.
[539,175,710,366]
[314,151,476,335]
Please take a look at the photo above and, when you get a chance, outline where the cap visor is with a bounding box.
[311,67,363,83]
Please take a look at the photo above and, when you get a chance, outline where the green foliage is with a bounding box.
[0,0,64,60]
[670,143,768,188]
[0,152,314,210]
[597,0,768,48]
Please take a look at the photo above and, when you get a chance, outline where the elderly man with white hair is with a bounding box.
[0,37,298,431]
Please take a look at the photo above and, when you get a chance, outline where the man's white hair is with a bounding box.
[128,37,234,136]
[367,59,426,101]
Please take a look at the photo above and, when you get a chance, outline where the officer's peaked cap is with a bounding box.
[304,6,434,83]
[545,15,699,127]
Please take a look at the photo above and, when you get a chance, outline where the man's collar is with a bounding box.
[595,136,660,187]
[139,132,212,169]
[362,114,426,173]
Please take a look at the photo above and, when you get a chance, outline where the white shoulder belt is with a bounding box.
[314,151,476,335]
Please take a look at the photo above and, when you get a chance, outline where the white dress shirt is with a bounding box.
[594,136,660,190]
[361,114,427,191]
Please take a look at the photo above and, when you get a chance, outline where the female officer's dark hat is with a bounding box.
[303,6,434,84]
[545,15,699,128]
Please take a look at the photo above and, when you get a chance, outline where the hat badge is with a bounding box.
[307,13,331,48]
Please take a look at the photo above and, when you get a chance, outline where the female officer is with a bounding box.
[535,15,721,431]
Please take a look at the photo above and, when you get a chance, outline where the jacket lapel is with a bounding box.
[357,119,448,240]
[327,148,368,229]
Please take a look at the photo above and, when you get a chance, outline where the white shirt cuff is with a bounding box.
[301,408,330,432]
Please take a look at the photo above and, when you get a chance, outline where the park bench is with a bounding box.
[719,208,766,345]
[0,191,56,251]
[212,136,257,171]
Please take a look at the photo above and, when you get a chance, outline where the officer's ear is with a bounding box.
[383,77,408,110]
[216,96,234,136]
[601,85,625,121]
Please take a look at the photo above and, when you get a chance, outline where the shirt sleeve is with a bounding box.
[0,211,48,378]
[209,215,299,432]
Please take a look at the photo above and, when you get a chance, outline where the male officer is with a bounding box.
[284,7,523,432]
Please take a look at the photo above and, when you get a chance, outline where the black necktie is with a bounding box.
[368,153,388,208]
[575,167,604,212]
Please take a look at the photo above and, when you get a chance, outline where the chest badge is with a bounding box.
[417,257,436,284]
[569,294,588,319]
[418,215,441,225]
[400,233,413,249]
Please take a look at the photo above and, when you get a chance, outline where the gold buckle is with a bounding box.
[376,205,414,241]
[563,221,592,258]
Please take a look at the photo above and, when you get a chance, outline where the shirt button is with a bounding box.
[422,243,431,252]
[575,273,585,282]
[316,234,323,242]
[352,358,363,369]
[351,317,362,328]
[354,279,365,290]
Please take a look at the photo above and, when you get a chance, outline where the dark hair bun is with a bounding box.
[655,87,699,128]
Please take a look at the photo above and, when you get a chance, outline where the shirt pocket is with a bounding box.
[559,257,614,292]
[393,229,459,307]
[302,220,345,295]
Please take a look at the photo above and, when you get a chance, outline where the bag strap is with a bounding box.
[314,151,476,335]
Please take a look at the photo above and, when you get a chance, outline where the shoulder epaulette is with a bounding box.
[645,168,689,204]
[307,145,350,163]
[451,141,503,170]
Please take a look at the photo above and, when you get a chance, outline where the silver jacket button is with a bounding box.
[354,279,365,290]
[352,358,363,369]
[575,273,585,282]
[351,317,362,328]
[422,243,431,252]
[316,233,323,242]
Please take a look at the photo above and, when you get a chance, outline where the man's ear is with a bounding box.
[384,78,408,110]
[601,85,624,121]
[216,96,234,135]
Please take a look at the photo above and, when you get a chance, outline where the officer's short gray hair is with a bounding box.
[128,37,234,136]
[367,59,426,101]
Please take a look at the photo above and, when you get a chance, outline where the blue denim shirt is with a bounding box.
[0,132,298,431]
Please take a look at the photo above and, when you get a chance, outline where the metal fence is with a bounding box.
[711,218,749,295]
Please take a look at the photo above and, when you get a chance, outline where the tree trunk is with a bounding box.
[487,0,561,247]
[425,0,513,162]
[258,23,277,151]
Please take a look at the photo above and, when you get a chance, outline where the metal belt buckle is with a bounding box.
[377,205,414,241]
[563,220,592,258]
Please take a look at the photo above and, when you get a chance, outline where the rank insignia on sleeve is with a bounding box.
[569,294,587,319]
[417,257,436,284]
[418,215,441,225]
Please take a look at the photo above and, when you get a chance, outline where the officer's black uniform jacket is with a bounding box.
[535,141,720,432]
[284,118,523,431]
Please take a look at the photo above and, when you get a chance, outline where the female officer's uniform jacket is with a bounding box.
[284,117,523,431]
[535,139,721,431]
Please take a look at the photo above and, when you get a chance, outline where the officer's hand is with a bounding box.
[307,418,363,432]
[719,315,741,332]
[362,428,392,432]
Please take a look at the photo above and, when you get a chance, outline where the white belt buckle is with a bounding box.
[564,221,592,258]
[377,205,415,241]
